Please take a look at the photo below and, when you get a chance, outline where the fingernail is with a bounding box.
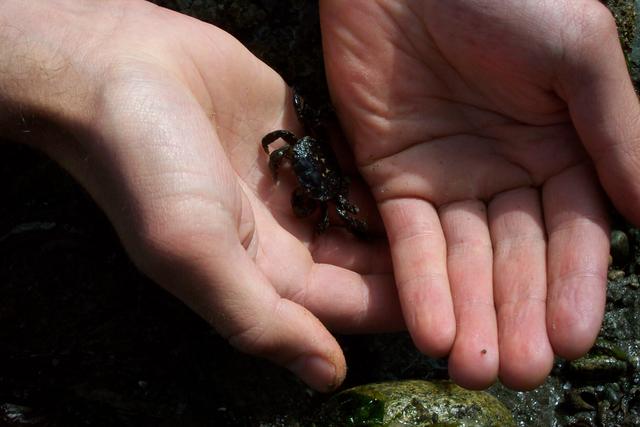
[288,355,338,392]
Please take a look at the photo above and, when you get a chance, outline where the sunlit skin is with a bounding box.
[320,0,640,389]
[0,0,403,392]
[3,0,640,393]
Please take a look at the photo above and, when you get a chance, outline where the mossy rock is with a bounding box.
[315,380,515,427]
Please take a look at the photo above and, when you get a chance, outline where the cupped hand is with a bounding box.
[320,0,640,389]
[1,0,402,391]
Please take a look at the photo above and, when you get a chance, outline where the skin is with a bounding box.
[3,0,640,394]
[0,0,403,392]
[319,0,640,389]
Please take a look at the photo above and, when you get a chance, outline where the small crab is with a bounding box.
[261,91,367,236]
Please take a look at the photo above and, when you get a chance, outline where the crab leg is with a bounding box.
[336,194,359,214]
[261,130,298,153]
[336,196,367,236]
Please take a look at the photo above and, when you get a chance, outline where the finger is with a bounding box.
[309,230,392,274]
[302,264,404,333]
[559,3,640,225]
[489,187,554,390]
[441,200,498,389]
[148,230,346,392]
[379,198,456,357]
[251,203,403,331]
[543,164,609,359]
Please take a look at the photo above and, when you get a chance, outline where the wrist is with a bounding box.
[0,1,123,145]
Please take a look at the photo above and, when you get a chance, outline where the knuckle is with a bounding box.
[227,324,273,356]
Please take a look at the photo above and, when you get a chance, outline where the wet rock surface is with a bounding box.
[315,380,515,427]
[3,0,640,426]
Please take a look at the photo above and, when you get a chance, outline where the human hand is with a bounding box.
[320,0,640,389]
[0,0,402,391]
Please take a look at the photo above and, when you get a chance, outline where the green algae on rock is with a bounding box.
[315,380,515,427]
[566,338,630,382]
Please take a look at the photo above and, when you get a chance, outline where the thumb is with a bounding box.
[219,241,347,392]
[139,225,347,392]
[560,4,640,224]
[37,89,346,392]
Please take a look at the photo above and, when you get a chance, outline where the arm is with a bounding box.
[0,0,403,391]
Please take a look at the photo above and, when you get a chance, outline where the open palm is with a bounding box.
[6,0,403,391]
[321,0,640,389]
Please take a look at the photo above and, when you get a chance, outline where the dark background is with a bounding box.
[2,1,640,426]
[0,1,441,425]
